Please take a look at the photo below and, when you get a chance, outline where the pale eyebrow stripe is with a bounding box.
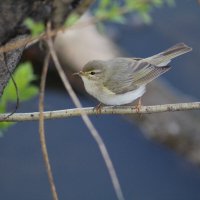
[94,69,102,73]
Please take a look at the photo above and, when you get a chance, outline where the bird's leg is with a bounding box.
[135,97,142,113]
[93,103,103,114]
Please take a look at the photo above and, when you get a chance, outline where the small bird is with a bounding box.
[74,43,192,109]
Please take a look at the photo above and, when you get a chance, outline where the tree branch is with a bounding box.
[0,102,199,122]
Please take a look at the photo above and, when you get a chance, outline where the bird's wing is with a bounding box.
[103,59,171,94]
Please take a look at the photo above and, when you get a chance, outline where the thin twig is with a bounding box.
[39,51,59,200]
[0,102,200,122]
[46,31,125,200]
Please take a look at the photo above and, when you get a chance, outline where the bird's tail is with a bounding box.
[144,43,192,66]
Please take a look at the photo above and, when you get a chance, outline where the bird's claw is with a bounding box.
[93,103,103,114]
[134,98,142,114]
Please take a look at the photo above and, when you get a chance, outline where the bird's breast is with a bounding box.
[81,76,101,97]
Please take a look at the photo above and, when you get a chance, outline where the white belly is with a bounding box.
[97,86,146,105]
[82,76,146,105]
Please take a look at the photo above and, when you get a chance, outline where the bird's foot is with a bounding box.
[135,98,142,114]
[93,103,103,114]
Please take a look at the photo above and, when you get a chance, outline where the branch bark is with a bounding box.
[0,35,27,97]
[0,102,199,122]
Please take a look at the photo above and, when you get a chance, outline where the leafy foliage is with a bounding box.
[94,0,175,24]
[25,0,175,35]
[63,0,175,30]
[0,62,38,135]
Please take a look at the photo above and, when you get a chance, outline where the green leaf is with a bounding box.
[99,0,110,8]
[110,15,126,24]
[24,18,45,36]
[125,0,150,11]
[64,13,80,27]
[139,12,152,24]
[2,62,38,103]
[0,102,6,114]
[19,86,38,101]
[95,9,109,19]
[152,0,163,7]
[0,122,15,136]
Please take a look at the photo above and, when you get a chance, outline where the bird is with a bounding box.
[74,43,192,110]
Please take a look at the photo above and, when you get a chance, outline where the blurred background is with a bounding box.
[1,0,200,200]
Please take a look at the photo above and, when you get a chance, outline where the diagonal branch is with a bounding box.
[39,51,59,200]
[46,30,125,200]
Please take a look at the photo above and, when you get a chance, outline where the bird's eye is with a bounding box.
[90,71,95,75]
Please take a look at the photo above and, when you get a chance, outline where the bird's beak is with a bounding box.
[72,71,84,76]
